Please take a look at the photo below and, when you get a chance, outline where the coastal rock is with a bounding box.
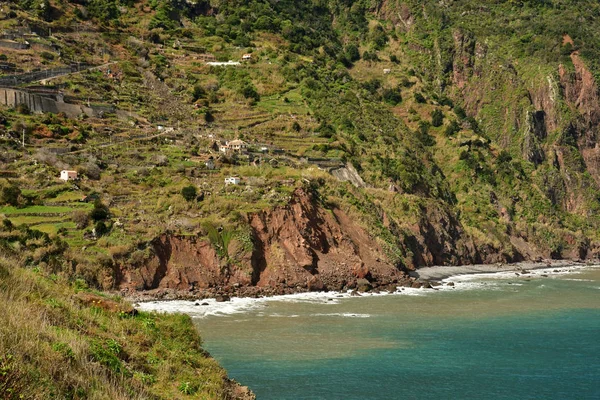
[75,292,137,316]
[307,276,325,292]
[356,278,373,292]
[215,294,230,302]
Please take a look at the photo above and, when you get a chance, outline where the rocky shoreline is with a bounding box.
[410,259,594,281]
[122,270,418,303]
[122,259,596,304]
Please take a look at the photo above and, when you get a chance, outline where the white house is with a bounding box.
[224,176,241,185]
[220,139,248,153]
[227,139,248,152]
[60,170,78,181]
[383,68,391,74]
[206,61,241,67]
[242,53,252,61]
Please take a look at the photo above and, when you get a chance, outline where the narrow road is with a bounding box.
[37,62,117,85]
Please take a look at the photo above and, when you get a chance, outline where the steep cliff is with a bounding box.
[116,186,593,297]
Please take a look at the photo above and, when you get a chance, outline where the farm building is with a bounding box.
[60,170,78,181]
[220,139,248,153]
[224,176,241,185]
[205,158,216,170]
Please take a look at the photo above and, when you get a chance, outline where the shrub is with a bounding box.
[382,88,402,105]
[192,84,205,101]
[444,120,460,136]
[178,381,199,395]
[414,92,426,103]
[181,185,197,202]
[72,210,89,229]
[16,103,30,115]
[94,221,108,237]
[0,181,21,206]
[90,199,109,221]
[431,109,444,127]
[453,105,467,119]
[345,44,360,62]
[40,51,55,60]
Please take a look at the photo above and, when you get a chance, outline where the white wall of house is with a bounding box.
[60,170,77,181]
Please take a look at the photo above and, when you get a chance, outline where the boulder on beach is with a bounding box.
[356,278,373,292]
[307,276,325,292]
[215,294,231,302]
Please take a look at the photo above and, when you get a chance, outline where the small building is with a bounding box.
[242,53,252,61]
[80,193,100,203]
[225,176,241,185]
[219,139,248,154]
[205,158,216,170]
[227,139,248,152]
[260,146,269,153]
[60,170,78,181]
[383,68,391,74]
[206,61,241,67]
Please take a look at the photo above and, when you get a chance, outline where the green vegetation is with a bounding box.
[3,0,600,395]
[0,224,238,399]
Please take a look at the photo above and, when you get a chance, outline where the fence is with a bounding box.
[0,40,29,50]
[0,63,93,87]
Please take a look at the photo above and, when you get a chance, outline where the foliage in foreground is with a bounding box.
[0,227,233,400]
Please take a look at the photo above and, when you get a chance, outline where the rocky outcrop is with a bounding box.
[116,188,574,298]
[117,188,416,297]
[248,187,406,291]
[330,163,367,188]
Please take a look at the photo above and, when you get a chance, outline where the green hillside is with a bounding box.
[2,0,600,396]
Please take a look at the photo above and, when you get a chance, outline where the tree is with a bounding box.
[181,185,197,202]
[95,221,108,237]
[0,181,21,206]
[192,84,205,101]
[90,199,109,221]
[240,84,260,102]
[345,44,360,62]
[431,109,444,127]
[383,88,402,105]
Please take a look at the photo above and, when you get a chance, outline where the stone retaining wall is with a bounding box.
[0,87,113,118]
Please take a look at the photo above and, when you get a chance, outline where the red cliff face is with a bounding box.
[248,187,406,291]
[117,188,412,295]
[559,49,600,187]
[116,187,593,296]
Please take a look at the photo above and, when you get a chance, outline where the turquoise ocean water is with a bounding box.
[140,266,600,399]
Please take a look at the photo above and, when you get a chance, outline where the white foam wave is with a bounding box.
[311,313,371,318]
[443,264,599,284]
[136,264,600,318]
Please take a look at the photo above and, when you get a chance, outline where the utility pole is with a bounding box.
[22,128,25,147]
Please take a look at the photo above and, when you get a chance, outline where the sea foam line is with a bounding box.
[136,264,600,318]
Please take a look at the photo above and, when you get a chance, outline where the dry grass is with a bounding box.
[0,252,235,399]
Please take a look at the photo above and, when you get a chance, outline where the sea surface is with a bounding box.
[139,266,600,399]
